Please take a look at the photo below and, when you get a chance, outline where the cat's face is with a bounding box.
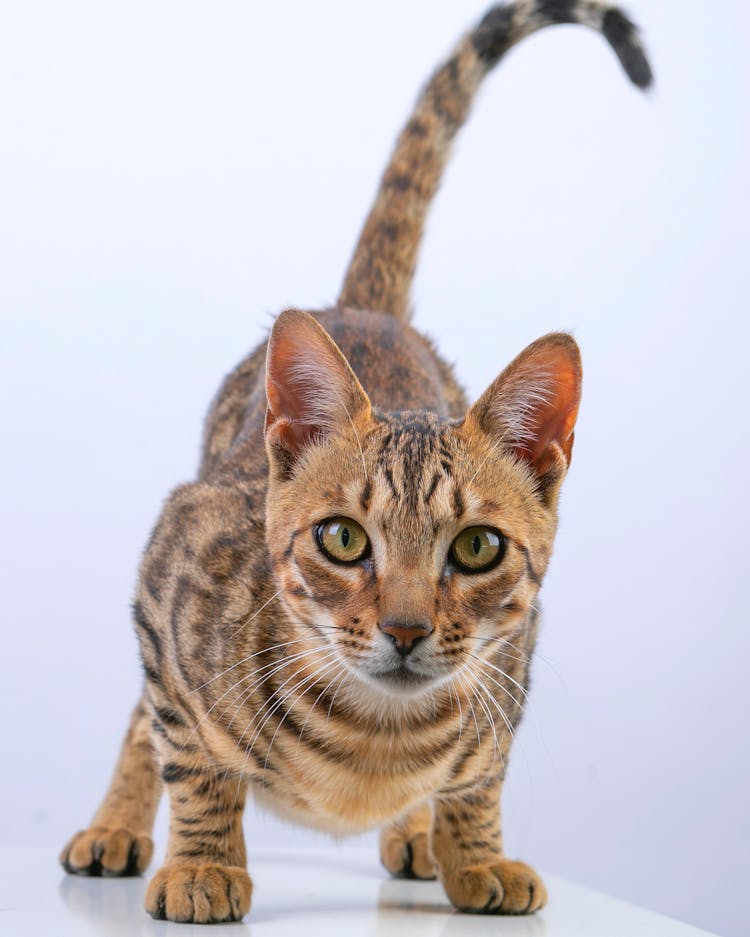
[267,412,556,697]
[264,310,580,699]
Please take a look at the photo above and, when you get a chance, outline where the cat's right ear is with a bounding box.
[264,309,371,477]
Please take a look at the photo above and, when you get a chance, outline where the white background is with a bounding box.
[1,2,747,936]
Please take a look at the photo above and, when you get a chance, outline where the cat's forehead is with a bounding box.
[369,410,462,463]
[292,407,532,547]
[357,410,476,530]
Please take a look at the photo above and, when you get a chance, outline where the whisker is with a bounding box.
[465,664,512,777]
[450,682,464,743]
[467,633,563,681]
[227,589,282,640]
[294,662,346,757]
[470,660,538,796]
[463,662,502,753]
[503,637,566,683]
[222,646,337,736]
[235,649,340,752]
[457,673,482,748]
[468,652,528,706]
[466,422,517,487]
[190,633,309,693]
[463,638,531,669]
[467,662,519,739]
[228,659,331,793]
[263,658,344,777]
[326,670,352,724]
[241,652,341,763]
[328,383,368,481]
[217,644,329,719]
[223,650,342,789]
[188,643,330,750]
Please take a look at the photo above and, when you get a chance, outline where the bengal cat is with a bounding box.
[60,0,651,923]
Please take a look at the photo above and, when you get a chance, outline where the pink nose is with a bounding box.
[379,620,434,657]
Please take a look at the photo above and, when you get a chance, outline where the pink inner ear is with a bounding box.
[515,345,581,472]
[265,320,334,454]
[264,309,371,464]
[266,360,321,434]
[264,410,321,454]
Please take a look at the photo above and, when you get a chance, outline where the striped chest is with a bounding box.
[255,735,458,834]
[200,696,467,834]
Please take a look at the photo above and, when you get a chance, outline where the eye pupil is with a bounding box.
[472,535,481,555]
[341,527,350,548]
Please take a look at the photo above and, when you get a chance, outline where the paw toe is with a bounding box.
[60,827,153,877]
[495,860,547,913]
[444,858,546,915]
[145,863,252,923]
[381,829,437,880]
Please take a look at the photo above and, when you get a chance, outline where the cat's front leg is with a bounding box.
[380,800,437,880]
[145,762,252,923]
[60,694,160,877]
[432,777,546,915]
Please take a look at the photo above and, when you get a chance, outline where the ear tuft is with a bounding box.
[466,333,582,477]
[264,310,371,472]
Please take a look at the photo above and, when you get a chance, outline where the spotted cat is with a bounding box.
[61,0,651,923]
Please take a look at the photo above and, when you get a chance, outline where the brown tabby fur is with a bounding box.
[61,0,651,923]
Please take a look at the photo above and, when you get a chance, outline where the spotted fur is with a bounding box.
[60,1,651,923]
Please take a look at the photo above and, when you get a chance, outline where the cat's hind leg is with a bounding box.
[380,800,437,880]
[60,693,161,876]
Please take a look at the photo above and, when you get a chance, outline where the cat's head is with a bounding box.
[263,310,580,699]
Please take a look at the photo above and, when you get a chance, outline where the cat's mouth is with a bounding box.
[369,662,435,691]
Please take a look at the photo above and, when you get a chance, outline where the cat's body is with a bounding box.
[197,309,470,834]
[61,1,651,923]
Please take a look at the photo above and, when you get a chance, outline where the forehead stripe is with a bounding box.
[452,485,465,519]
[359,478,373,512]
[383,466,399,500]
[424,471,441,504]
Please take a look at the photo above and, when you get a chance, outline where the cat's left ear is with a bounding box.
[264,309,371,475]
[464,332,582,479]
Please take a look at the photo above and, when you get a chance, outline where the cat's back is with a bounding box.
[200,306,467,482]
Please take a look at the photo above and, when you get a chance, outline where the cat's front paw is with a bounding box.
[380,826,437,880]
[60,826,153,877]
[145,863,252,923]
[442,859,547,914]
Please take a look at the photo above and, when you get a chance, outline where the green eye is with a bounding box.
[450,526,506,573]
[315,517,370,564]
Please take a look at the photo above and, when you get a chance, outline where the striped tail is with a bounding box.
[338,0,652,321]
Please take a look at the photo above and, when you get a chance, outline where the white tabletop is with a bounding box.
[0,846,718,937]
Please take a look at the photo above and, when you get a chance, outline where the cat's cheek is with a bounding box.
[290,555,377,626]
[444,551,529,625]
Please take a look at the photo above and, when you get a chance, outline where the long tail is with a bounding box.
[338,0,652,320]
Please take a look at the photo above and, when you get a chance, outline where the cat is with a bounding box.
[60,0,651,923]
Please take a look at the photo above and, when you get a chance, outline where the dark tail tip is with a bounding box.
[601,8,654,89]
[472,6,515,65]
[473,2,654,90]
